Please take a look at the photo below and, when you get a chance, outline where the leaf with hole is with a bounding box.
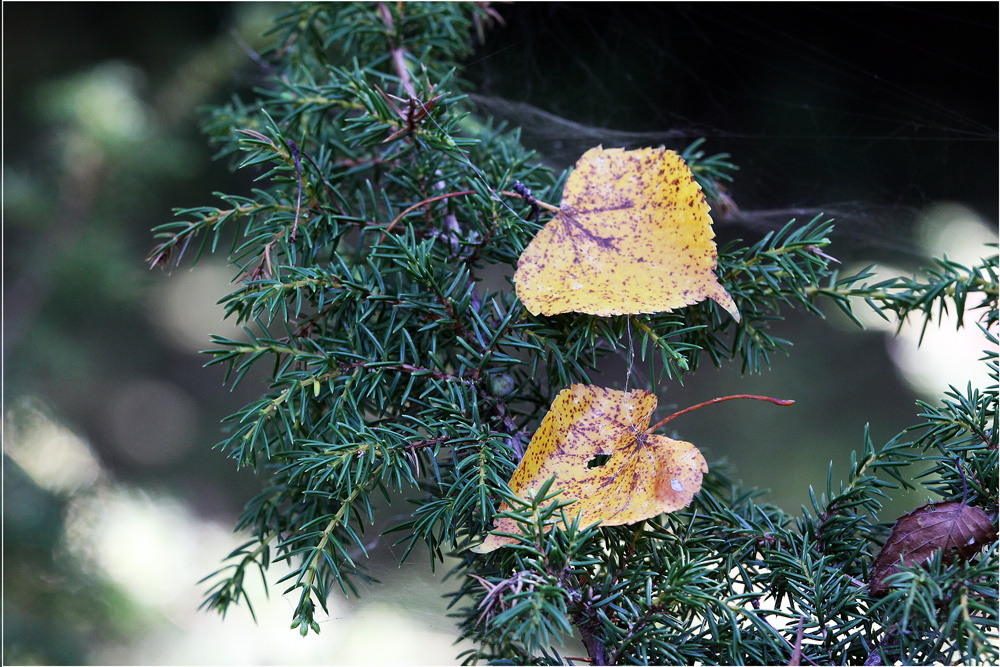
[471,384,708,553]
[514,146,739,319]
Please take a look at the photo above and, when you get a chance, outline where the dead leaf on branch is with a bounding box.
[472,384,708,553]
[868,500,997,596]
[514,146,739,320]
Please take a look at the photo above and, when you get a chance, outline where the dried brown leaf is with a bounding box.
[868,500,997,596]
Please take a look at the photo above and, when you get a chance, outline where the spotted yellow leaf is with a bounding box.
[514,146,739,320]
[472,384,708,553]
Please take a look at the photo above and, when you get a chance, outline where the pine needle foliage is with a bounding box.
[149,3,998,663]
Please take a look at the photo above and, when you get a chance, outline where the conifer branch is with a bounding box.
[153,4,998,662]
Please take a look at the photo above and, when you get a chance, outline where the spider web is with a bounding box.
[462,3,998,264]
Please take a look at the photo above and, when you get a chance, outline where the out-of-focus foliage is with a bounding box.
[3,6,278,663]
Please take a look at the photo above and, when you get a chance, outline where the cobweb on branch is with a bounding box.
[462,4,997,263]
[468,93,925,260]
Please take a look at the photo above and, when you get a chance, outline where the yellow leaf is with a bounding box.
[514,146,739,320]
[472,384,707,553]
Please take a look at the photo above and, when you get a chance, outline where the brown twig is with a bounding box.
[469,571,538,628]
[374,83,442,145]
[955,454,970,504]
[377,2,415,98]
[236,130,344,239]
[788,616,805,666]
[379,190,475,242]
[402,435,449,452]
[579,625,611,666]
[286,139,303,240]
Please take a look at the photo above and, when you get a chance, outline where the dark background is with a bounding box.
[4,3,997,664]
[468,3,997,223]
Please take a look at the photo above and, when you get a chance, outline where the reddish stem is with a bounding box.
[647,394,794,434]
[380,190,476,241]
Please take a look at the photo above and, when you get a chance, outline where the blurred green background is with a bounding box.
[4,4,996,664]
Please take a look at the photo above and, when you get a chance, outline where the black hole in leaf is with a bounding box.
[587,453,612,469]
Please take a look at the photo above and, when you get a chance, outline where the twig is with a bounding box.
[788,616,805,666]
[579,625,610,666]
[375,85,442,143]
[511,181,540,225]
[286,139,303,241]
[379,190,475,242]
[377,2,415,97]
[501,186,561,215]
[955,454,969,503]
